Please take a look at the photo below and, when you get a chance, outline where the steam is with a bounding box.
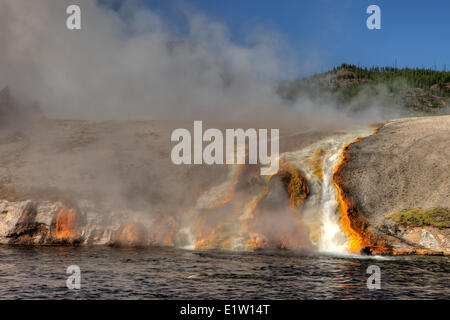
[0,0,413,126]
[0,0,411,250]
[0,0,303,121]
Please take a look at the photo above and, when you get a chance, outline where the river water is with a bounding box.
[0,246,448,299]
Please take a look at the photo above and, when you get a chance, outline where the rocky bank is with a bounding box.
[335,115,450,255]
[0,114,449,254]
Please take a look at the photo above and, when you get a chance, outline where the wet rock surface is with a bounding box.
[336,115,450,254]
[1,200,84,245]
[0,199,157,246]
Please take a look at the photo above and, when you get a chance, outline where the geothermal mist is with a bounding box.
[0,0,300,121]
[0,0,403,252]
[0,0,406,124]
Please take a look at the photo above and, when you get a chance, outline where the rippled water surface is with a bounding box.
[0,246,448,299]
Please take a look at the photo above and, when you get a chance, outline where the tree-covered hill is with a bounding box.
[278,64,450,113]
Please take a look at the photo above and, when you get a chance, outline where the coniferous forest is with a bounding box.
[278,64,450,113]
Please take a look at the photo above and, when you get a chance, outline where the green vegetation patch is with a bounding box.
[386,207,450,228]
[278,64,450,113]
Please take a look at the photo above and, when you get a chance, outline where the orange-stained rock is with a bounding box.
[244,162,311,250]
[277,163,309,208]
[334,135,392,255]
[53,206,84,243]
[111,222,148,247]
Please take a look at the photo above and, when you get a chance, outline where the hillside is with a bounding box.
[278,64,450,114]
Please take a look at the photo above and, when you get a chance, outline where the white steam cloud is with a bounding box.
[0,0,301,121]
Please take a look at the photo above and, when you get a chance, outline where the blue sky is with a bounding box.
[141,0,450,77]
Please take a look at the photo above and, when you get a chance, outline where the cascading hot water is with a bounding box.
[283,127,373,253]
[175,126,373,254]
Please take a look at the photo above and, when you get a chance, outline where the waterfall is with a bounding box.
[176,126,373,253]
[283,127,373,253]
[316,144,349,253]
